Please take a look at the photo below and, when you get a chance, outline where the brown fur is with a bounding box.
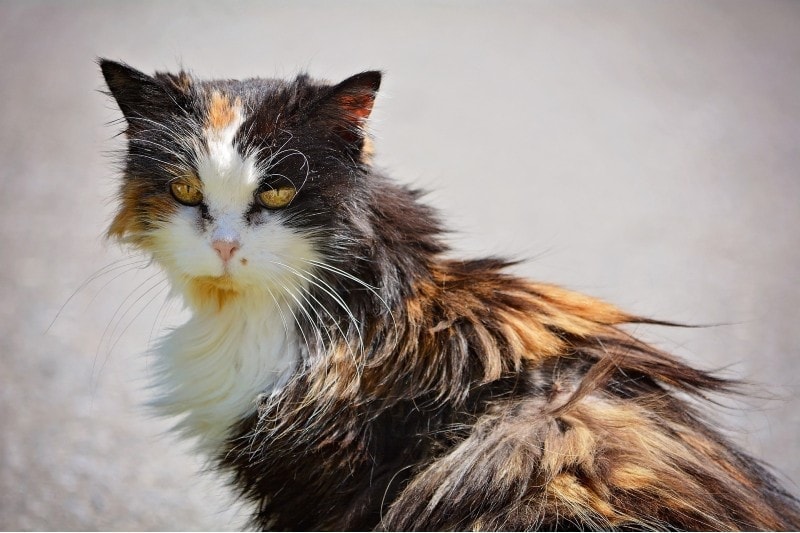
[107,178,177,245]
[229,258,800,530]
[377,267,798,530]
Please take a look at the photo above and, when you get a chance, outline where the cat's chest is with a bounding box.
[152,302,299,453]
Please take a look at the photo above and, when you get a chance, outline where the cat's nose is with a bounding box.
[212,239,240,262]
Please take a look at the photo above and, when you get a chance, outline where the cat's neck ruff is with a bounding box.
[152,287,301,454]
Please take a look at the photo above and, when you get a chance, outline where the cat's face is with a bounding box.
[101,61,380,310]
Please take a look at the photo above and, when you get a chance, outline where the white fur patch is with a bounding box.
[145,102,320,454]
[197,107,260,213]
[152,297,299,453]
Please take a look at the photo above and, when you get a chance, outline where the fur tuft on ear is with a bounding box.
[313,70,382,147]
[330,71,382,122]
[98,58,191,132]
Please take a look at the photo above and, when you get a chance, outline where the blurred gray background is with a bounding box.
[1,1,798,530]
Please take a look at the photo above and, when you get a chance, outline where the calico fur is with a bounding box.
[100,59,800,531]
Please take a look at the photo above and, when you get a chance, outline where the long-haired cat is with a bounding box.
[100,59,800,531]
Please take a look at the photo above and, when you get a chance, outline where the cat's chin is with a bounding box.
[183,274,243,311]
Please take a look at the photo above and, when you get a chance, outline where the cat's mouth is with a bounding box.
[185,274,241,311]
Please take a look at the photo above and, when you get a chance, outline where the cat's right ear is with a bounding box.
[99,59,188,132]
[309,71,382,149]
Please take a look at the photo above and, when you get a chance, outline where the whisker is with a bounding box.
[147,286,179,353]
[262,283,290,338]
[144,287,176,379]
[266,281,313,362]
[84,261,154,311]
[132,153,186,174]
[284,277,338,354]
[93,271,164,379]
[130,137,195,168]
[305,258,380,290]
[270,261,365,370]
[279,283,318,350]
[304,258,396,330]
[104,278,170,373]
[46,257,151,334]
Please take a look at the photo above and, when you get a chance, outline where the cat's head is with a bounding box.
[100,60,381,311]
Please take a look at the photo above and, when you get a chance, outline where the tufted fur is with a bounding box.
[101,59,800,531]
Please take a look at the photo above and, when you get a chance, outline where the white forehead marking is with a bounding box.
[196,101,259,212]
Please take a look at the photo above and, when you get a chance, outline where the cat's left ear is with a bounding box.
[99,58,191,133]
[313,71,382,148]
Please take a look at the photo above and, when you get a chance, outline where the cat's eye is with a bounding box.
[257,186,297,209]
[170,179,203,206]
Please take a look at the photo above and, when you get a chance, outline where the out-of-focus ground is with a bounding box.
[1,1,798,529]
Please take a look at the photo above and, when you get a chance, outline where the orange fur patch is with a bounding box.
[107,179,178,246]
[360,136,375,164]
[418,265,629,382]
[347,261,637,400]
[336,93,375,122]
[107,182,143,241]
[186,275,241,311]
[206,91,237,131]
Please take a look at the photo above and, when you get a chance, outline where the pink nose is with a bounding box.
[212,239,240,262]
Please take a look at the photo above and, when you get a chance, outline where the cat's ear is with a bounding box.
[312,71,382,147]
[99,59,190,132]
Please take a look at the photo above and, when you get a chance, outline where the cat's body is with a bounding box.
[100,60,800,530]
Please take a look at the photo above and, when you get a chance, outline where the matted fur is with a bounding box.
[100,59,800,531]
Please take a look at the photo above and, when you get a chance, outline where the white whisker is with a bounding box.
[271,261,365,360]
[305,258,396,329]
[277,282,318,355]
[46,257,150,334]
[281,277,334,351]
[107,278,169,359]
[288,277,356,367]
[94,271,164,377]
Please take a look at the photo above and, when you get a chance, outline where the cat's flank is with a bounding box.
[100,59,800,531]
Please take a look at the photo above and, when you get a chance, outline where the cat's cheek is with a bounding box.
[246,227,318,272]
[226,232,317,295]
[150,215,223,278]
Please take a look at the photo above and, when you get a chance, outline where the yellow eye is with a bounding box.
[169,179,203,206]
[257,186,296,209]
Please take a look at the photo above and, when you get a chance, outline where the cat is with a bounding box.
[100,59,800,531]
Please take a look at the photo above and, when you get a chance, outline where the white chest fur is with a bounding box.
[151,297,299,454]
